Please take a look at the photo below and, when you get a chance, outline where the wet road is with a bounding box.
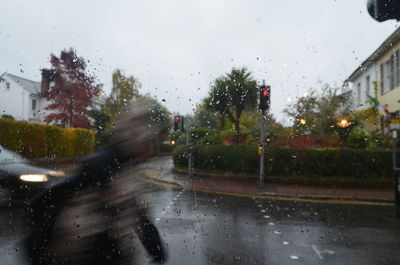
[1,164,400,264]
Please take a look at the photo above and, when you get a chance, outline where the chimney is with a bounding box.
[41,69,52,94]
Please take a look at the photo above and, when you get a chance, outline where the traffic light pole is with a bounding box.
[259,109,265,185]
[186,118,193,176]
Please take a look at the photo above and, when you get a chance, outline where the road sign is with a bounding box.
[390,123,400,130]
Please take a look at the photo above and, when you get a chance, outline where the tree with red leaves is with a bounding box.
[42,48,101,128]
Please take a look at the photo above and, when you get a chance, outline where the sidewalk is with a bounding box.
[139,157,394,205]
[39,156,395,205]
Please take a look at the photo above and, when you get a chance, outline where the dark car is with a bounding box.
[0,145,65,207]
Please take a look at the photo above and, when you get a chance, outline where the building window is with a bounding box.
[390,55,395,90]
[357,82,361,106]
[381,53,400,94]
[6,82,10,89]
[366,75,370,96]
[381,58,395,94]
[381,64,384,94]
[32,99,37,110]
[396,50,400,87]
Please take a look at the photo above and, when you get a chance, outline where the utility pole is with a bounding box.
[259,82,270,185]
[390,116,400,218]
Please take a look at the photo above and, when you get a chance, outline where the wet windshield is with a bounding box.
[0,146,27,164]
[1,1,400,265]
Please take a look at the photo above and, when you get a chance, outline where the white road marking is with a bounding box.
[193,189,198,210]
[311,245,335,260]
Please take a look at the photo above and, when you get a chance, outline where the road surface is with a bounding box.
[1,157,399,265]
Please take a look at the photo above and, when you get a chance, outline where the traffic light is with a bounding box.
[259,85,271,111]
[173,116,184,132]
[367,0,400,22]
[180,116,184,131]
[174,116,180,131]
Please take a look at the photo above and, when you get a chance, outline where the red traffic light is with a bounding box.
[262,89,268,97]
[174,117,180,122]
[259,85,271,111]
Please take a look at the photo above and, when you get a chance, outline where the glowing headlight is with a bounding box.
[19,174,48,182]
[49,170,65,177]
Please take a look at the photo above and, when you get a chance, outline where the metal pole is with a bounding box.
[393,130,397,170]
[392,130,400,218]
[186,118,192,176]
[259,110,265,185]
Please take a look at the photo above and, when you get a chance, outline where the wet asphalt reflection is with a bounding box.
[1,179,400,265]
[132,181,400,265]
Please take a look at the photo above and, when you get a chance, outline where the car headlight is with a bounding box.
[19,174,48,182]
[49,170,65,177]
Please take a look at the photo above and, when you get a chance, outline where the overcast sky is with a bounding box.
[0,0,398,123]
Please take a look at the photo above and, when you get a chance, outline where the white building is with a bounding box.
[0,73,48,123]
[342,59,377,112]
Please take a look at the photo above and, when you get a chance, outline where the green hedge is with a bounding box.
[0,118,94,158]
[172,144,393,179]
[173,144,258,174]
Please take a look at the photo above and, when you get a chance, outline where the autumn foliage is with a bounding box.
[43,48,100,128]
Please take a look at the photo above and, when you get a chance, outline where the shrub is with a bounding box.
[173,144,392,179]
[191,127,220,142]
[0,118,94,158]
[1,114,14,120]
[266,147,392,179]
[346,128,373,149]
[173,144,259,174]
[197,135,224,145]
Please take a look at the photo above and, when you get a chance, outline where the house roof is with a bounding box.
[336,90,352,100]
[345,27,400,83]
[4,73,41,95]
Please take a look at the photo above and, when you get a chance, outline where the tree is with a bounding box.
[137,94,171,154]
[285,91,319,135]
[192,103,219,128]
[285,83,354,136]
[43,48,101,128]
[104,69,140,125]
[205,67,258,145]
[90,107,111,148]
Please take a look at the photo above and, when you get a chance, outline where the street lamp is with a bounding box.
[300,118,306,125]
[337,119,351,128]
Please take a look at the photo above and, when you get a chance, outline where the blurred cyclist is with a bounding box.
[25,99,167,265]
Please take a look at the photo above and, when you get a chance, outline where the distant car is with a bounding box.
[0,145,65,207]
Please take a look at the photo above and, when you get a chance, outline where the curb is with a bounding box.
[257,191,394,204]
[172,168,394,189]
[141,174,394,206]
